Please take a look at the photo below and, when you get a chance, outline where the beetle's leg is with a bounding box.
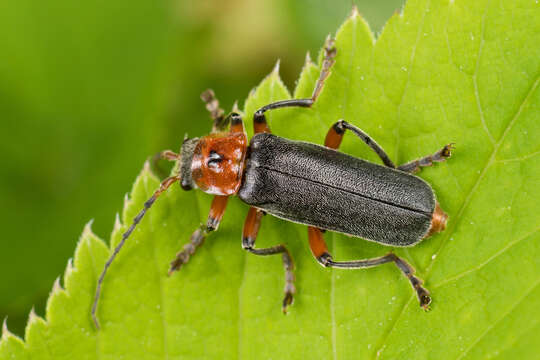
[253,38,336,133]
[229,112,245,134]
[201,89,228,132]
[151,150,180,179]
[325,120,396,168]
[307,226,431,310]
[398,144,455,174]
[242,207,296,313]
[311,36,336,102]
[168,195,229,274]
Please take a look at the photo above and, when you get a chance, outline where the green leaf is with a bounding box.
[2,0,539,358]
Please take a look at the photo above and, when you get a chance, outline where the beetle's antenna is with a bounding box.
[92,175,180,329]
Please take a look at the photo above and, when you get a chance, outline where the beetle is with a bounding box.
[92,40,453,328]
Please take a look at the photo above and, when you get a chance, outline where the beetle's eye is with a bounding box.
[207,150,223,168]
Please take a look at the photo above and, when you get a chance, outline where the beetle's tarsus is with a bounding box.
[93,315,101,330]
[388,254,433,310]
[324,36,337,60]
[397,143,456,174]
[168,258,184,275]
[419,293,432,311]
[311,36,337,102]
[414,281,432,310]
[282,291,294,314]
[168,225,208,275]
[201,89,227,132]
[441,143,455,158]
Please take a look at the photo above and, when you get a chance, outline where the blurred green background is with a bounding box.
[0,0,403,336]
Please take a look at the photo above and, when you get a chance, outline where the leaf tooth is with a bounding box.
[82,220,95,238]
[113,212,123,233]
[64,258,74,282]
[2,318,8,337]
[24,306,45,341]
[123,193,131,210]
[29,307,36,320]
[78,220,100,271]
[143,159,151,174]
[304,51,313,67]
[1,318,17,342]
[28,307,39,325]
[111,212,124,243]
[26,306,46,334]
[271,59,281,76]
[52,276,64,294]
[350,4,359,18]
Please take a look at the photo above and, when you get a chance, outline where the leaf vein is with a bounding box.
[456,279,540,360]
[473,0,495,145]
[496,150,540,163]
[432,226,540,289]
[394,0,429,164]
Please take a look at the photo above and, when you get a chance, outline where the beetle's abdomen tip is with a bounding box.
[426,202,448,237]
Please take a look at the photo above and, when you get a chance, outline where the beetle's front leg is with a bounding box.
[397,144,454,174]
[200,89,229,132]
[307,226,431,310]
[242,207,296,313]
[168,195,229,274]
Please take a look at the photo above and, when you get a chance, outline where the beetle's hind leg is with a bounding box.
[242,207,296,313]
[308,227,431,310]
[253,37,336,134]
[398,144,454,174]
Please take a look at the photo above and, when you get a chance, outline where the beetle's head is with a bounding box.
[178,130,247,195]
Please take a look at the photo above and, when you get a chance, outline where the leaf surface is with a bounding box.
[2,0,539,358]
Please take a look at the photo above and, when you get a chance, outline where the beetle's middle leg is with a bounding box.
[325,120,396,168]
[253,38,336,134]
[242,207,296,313]
[397,144,454,174]
[168,195,229,274]
[307,227,431,310]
